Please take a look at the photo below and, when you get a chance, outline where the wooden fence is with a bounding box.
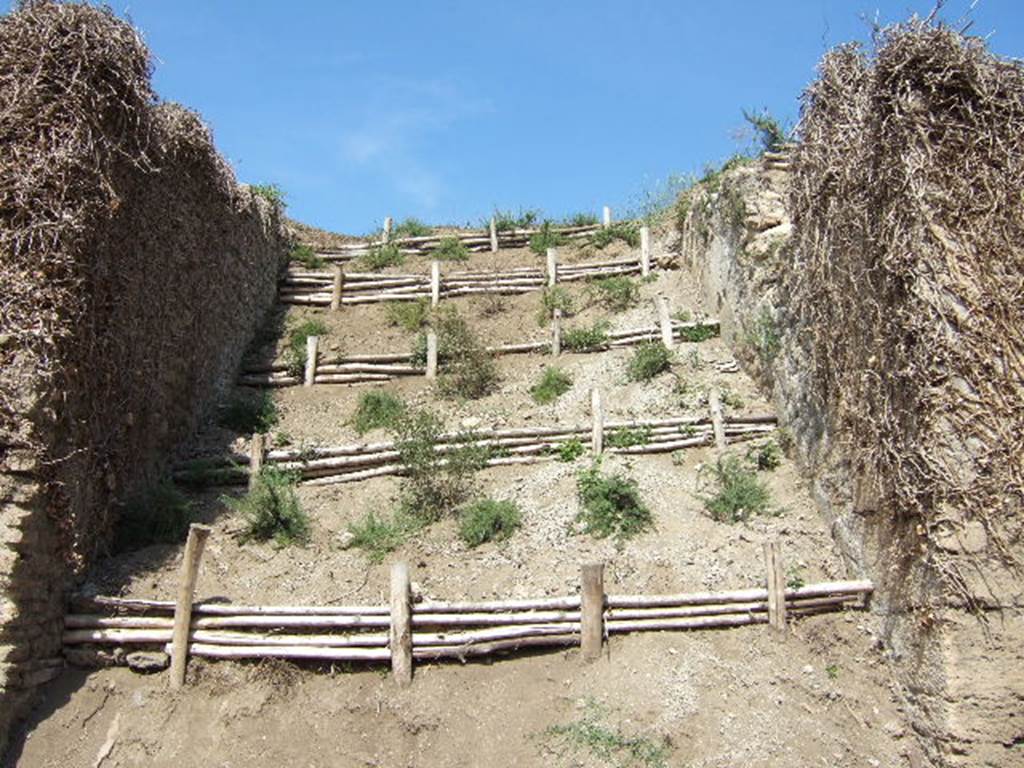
[176,411,777,488]
[63,529,873,687]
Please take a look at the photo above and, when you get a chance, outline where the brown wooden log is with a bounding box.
[430,261,441,307]
[390,562,413,686]
[249,434,265,489]
[175,643,391,662]
[640,225,651,277]
[709,388,727,451]
[581,563,605,661]
[765,541,787,633]
[412,633,579,661]
[591,388,604,454]
[170,524,210,689]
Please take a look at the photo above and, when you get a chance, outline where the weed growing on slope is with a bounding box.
[286,319,328,377]
[562,321,610,352]
[289,244,323,269]
[393,217,432,238]
[251,183,285,208]
[626,342,671,382]
[588,221,640,249]
[605,426,652,449]
[556,438,586,462]
[219,391,279,434]
[113,480,197,552]
[414,309,498,399]
[587,275,638,311]
[529,221,568,256]
[386,298,431,332]
[537,286,575,326]
[352,391,406,435]
[356,243,404,271]
[226,468,310,546]
[347,511,419,563]
[677,320,718,343]
[697,454,774,523]
[431,236,469,261]
[575,462,653,540]
[493,208,540,232]
[543,699,670,768]
[458,499,522,547]
[562,212,599,227]
[530,366,573,405]
[747,439,782,471]
[743,107,787,153]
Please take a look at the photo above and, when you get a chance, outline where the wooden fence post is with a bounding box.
[552,308,562,356]
[546,248,558,287]
[249,433,265,490]
[640,225,651,277]
[383,216,393,242]
[430,261,441,307]
[330,265,344,312]
[581,562,605,661]
[764,541,787,633]
[489,216,498,253]
[304,335,319,387]
[426,330,438,379]
[708,388,727,451]
[602,206,612,229]
[390,562,413,686]
[657,296,674,349]
[170,523,211,689]
[591,388,604,454]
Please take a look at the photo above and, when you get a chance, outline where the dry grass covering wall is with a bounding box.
[0,2,287,750]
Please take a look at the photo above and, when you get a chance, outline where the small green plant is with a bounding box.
[825,664,840,681]
[225,468,310,546]
[537,286,575,326]
[745,305,781,365]
[392,217,432,238]
[562,321,610,352]
[430,236,470,261]
[529,221,568,255]
[289,244,323,269]
[626,342,672,382]
[605,426,652,449]
[219,391,279,434]
[677,320,718,343]
[747,440,782,471]
[458,499,522,547]
[544,699,670,768]
[531,366,573,405]
[743,108,787,153]
[356,243,404,271]
[386,298,431,332]
[414,309,498,399]
[352,391,406,435]
[557,439,586,462]
[720,386,745,410]
[562,212,599,227]
[786,564,806,590]
[673,309,692,323]
[588,221,640,249]
[493,208,540,232]
[587,276,639,311]
[286,319,329,377]
[698,454,774,523]
[251,183,285,207]
[113,480,197,552]
[575,463,653,540]
[347,511,419,562]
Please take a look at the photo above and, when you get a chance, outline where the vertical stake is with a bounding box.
[708,388,727,451]
[764,541,788,633]
[580,562,605,661]
[390,562,413,686]
[489,216,499,253]
[383,216,393,242]
[546,247,558,287]
[591,388,604,454]
[640,225,651,277]
[552,308,562,356]
[426,330,438,379]
[304,335,319,387]
[330,265,345,312]
[657,295,674,349]
[430,261,441,307]
[602,206,612,229]
[170,523,211,689]
[249,433,265,490]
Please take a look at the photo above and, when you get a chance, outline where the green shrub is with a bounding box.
[394,409,489,522]
[575,463,653,540]
[393,217,432,238]
[563,212,599,227]
[529,221,568,256]
[225,468,310,546]
[386,298,431,332]
[493,208,540,232]
[747,440,782,471]
[458,499,522,547]
[414,309,498,399]
[626,342,671,382]
[556,439,586,462]
[677,320,718,343]
[588,221,640,249]
[113,480,197,552]
[537,286,575,326]
[286,319,329,377]
[347,511,418,563]
[352,391,406,435]
[289,244,323,269]
[356,243,404,271]
[743,108,787,153]
[430,236,469,261]
[562,321,610,352]
[605,426,652,448]
[251,183,285,207]
[587,276,638,311]
[698,454,774,523]
[531,366,572,404]
[219,391,278,434]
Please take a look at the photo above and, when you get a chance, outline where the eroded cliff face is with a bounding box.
[676,152,1022,766]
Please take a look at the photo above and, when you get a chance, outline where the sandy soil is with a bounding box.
[5,232,924,767]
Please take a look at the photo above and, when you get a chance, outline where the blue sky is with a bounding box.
[7,1,1022,233]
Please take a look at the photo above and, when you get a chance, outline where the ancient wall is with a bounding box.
[0,3,288,751]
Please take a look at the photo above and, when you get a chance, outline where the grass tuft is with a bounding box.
[289,244,323,269]
[392,217,432,238]
[588,221,640,249]
[556,438,586,462]
[225,468,310,546]
[219,391,278,434]
[529,221,568,255]
[352,391,406,435]
[575,463,653,540]
[251,183,285,208]
[493,208,540,232]
[530,366,573,404]
[113,480,197,552]
[356,243,404,271]
[537,286,575,326]
[562,321,611,352]
[544,700,670,768]
[698,454,774,523]
[562,212,599,227]
[626,342,672,382]
[286,319,329,377]
[386,298,431,332]
[347,511,418,563]
[430,236,470,261]
[458,499,522,547]
[414,309,498,400]
[587,276,639,311]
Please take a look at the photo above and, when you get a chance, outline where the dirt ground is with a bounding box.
[5,231,924,767]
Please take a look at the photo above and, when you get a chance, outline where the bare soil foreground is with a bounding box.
[7,238,922,767]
